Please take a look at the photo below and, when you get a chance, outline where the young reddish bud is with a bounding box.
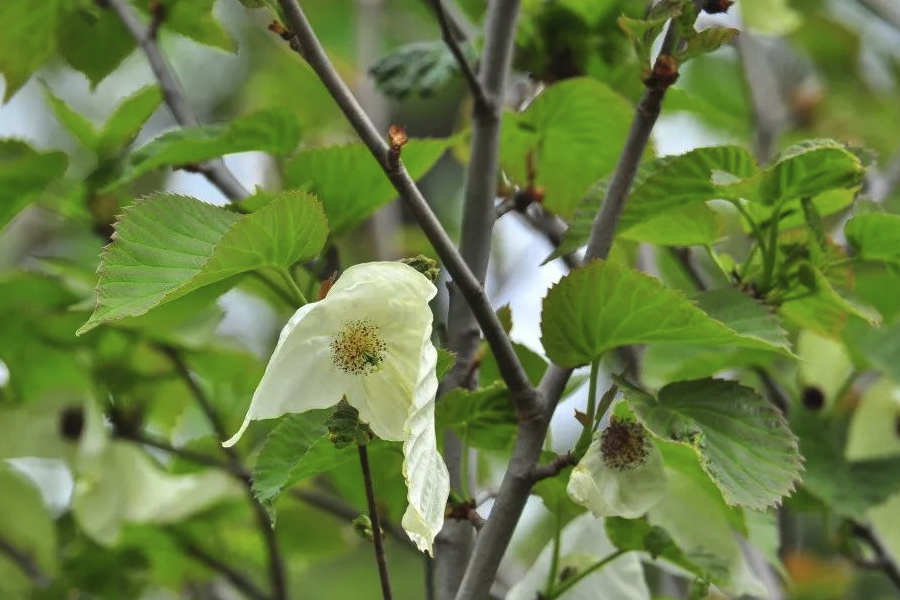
[318,272,338,300]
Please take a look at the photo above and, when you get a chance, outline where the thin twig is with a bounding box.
[669,247,706,291]
[359,445,394,600]
[160,346,288,600]
[102,0,249,202]
[274,0,538,418]
[429,0,490,113]
[735,27,789,163]
[0,533,50,588]
[289,488,414,548]
[528,452,577,483]
[849,520,900,592]
[116,430,238,473]
[173,534,271,600]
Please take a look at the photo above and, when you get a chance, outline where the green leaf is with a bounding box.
[617,1,678,65]
[0,140,68,230]
[251,411,359,510]
[78,191,327,334]
[784,264,882,329]
[436,348,456,382]
[56,4,135,87]
[620,202,720,246]
[742,0,802,35]
[845,213,900,267]
[605,517,717,582]
[793,409,900,517]
[98,85,163,155]
[626,378,802,510]
[677,27,739,63]
[753,140,865,205]
[693,288,790,354]
[540,260,791,368]
[284,138,450,235]
[553,146,754,258]
[619,145,758,231]
[0,0,72,101]
[844,319,900,390]
[500,77,633,217]
[435,382,517,450]
[0,465,57,593]
[109,108,301,188]
[43,85,98,148]
[154,0,235,51]
[370,41,471,99]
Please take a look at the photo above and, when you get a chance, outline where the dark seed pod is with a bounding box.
[802,386,825,410]
[59,406,85,441]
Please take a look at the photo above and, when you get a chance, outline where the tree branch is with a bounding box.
[434,0,522,595]
[454,30,678,600]
[0,533,50,588]
[429,0,490,113]
[160,346,288,600]
[359,445,394,600]
[849,520,900,593]
[174,534,271,600]
[102,0,249,202]
[274,0,538,418]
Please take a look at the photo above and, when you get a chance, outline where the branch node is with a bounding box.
[387,124,408,171]
[528,452,577,482]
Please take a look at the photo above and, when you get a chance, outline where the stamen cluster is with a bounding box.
[600,417,651,471]
[330,319,387,375]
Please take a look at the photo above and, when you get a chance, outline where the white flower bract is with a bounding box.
[222,261,449,554]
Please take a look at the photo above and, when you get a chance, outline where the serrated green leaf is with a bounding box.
[98,86,163,155]
[783,264,881,330]
[0,140,68,230]
[284,138,450,235]
[108,108,300,188]
[693,288,790,354]
[435,382,517,450]
[540,260,791,367]
[0,0,72,101]
[793,408,900,516]
[78,191,327,334]
[677,27,739,63]
[755,140,865,205]
[500,78,633,218]
[43,85,98,148]
[846,213,900,267]
[251,411,359,510]
[626,378,802,510]
[620,146,758,230]
[56,5,135,87]
[370,41,470,99]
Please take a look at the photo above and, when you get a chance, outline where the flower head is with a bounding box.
[222,261,449,554]
[567,414,666,519]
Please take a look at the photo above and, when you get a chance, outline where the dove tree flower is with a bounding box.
[567,415,667,519]
[222,261,449,554]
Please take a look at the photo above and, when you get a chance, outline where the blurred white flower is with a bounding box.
[223,261,449,554]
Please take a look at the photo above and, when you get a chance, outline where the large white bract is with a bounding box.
[223,261,449,554]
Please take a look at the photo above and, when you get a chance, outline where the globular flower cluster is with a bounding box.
[600,416,651,471]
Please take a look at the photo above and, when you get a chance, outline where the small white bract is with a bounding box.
[222,261,449,555]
